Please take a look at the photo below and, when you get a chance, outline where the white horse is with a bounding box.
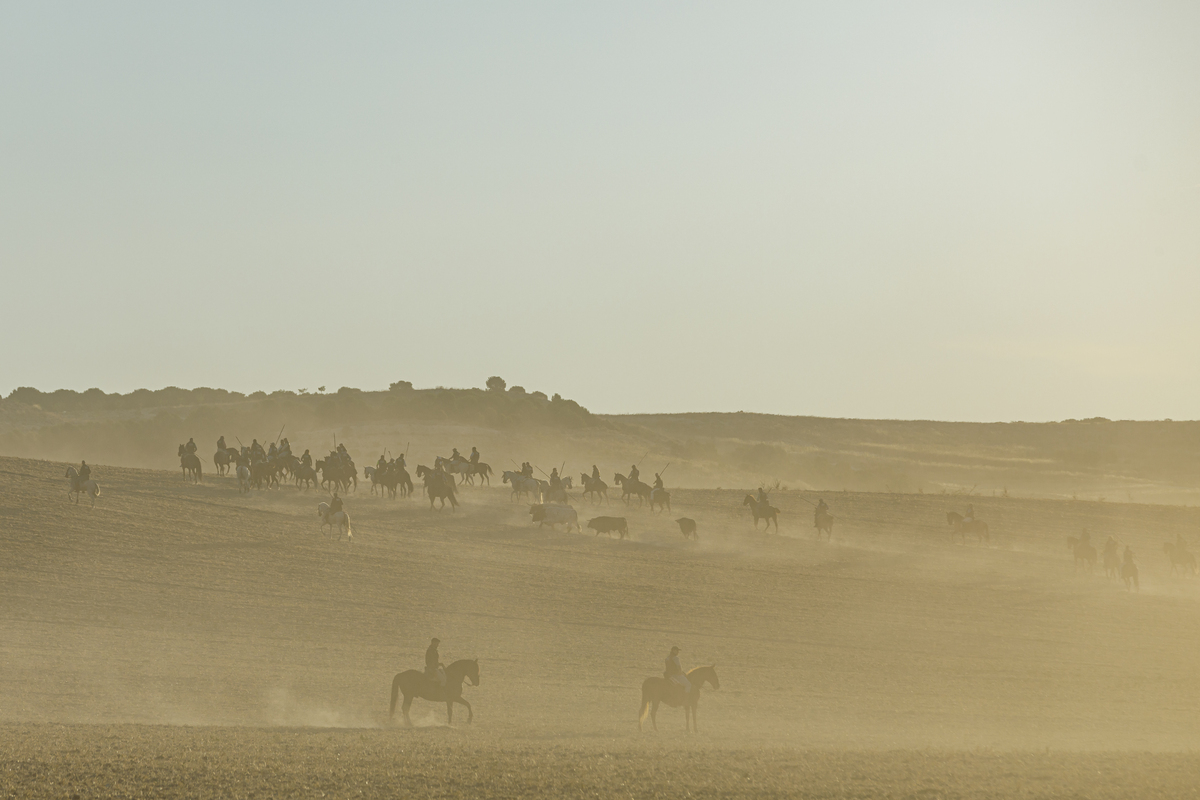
[237,465,252,494]
[502,471,542,503]
[65,467,101,508]
[317,501,353,541]
[436,456,473,484]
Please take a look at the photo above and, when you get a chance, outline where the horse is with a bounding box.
[812,510,834,540]
[316,501,353,540]
[946,511,988,545]
[1122,555,1140,591]
[293,464,318,491]
[613,473,652,507]
[214,447,238,476]
[416,466,458,511]
[1069,537,1096,573]
[236,464,252,494]
[177,445,202,483]
[1164,543,1198,576]
[638,666,720,733]
[742,495,778,532]
[649,488,671,513]
[1102,537,1121,579]
[436,456,474,485]
[502,471,541,503]
[64,467,101,508]
[580,473,609,504]
[315,458,355,493]
[380,465,414,499]
[468,462,493,486]
[389,659,480,726]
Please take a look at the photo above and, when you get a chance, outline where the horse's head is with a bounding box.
[317,503,329,516]
[65,467,77,478]
[613,473,624,485]
[688,665,719,690]
[742,495,753,506]
[178,444,186,456]
[465,659,480,686]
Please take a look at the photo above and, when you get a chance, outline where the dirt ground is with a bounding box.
[2,455,1200,796]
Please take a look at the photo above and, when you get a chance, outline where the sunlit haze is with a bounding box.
[1,2,1197,421]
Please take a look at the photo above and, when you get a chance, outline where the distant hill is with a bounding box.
[1,384,1197,503]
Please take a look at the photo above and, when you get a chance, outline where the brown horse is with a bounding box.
[389,659,480,726]
[416,465,458,510]
[946,511,988,544]
[814,510,834,541]
[1122,552,1140,591]
[580,473,609,504]
[177,444,202,483]
[1066,535,1096,573]
[743,495,779,532]
[639,665,720,733]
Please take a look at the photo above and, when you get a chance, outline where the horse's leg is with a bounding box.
[402,696,414,727]
[454,696,473,723]
[651,700,659,731]
[446,701,453,724]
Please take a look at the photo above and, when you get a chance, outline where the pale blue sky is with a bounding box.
[1,2,1197,421]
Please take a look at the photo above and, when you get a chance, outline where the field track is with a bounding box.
[3,455,1200,796]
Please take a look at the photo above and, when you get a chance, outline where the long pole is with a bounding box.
[635,451,649,468]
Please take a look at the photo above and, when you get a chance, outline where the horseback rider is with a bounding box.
[757,487,769,507]
[592,464,600,481]
[469,447,480,465]
[300,449,312,468]
[377,454,388,471]
[522,462,534,479]
[425,638,447,687]
[451,448,463,462]
[79,461,91,483]
[815,498,829,526]
[629,464,640,483]
[251,439,265,460]
[1104,536,1119,558]
[268,442,278,459]
[549,468,562,493]
[337,443,350,464]
[1123,545,1135,566]
[217,435,227,452]
[653,473,664,491]
[396,453,406,469]
[329,493,343,515]
[278,438,291,458]
[185,438,198,455]
[965,504,975,521]
[1176,533,1189,557]
[664,646,691,692]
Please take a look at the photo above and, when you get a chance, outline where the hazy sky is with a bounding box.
[1,2,1197,421]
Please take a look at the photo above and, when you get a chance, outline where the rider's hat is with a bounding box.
[431,637,440,645]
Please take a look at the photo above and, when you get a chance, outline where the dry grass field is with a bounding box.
[3,454,1200,797]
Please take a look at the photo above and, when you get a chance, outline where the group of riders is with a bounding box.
[419,637,695,696]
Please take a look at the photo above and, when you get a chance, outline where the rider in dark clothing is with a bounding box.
[301,450,312,468]
[469,447,480,465]
[592,465,600,481]
[251,439,264,460]
[330,494,343,514]
[629,464,640,483]
[185,438,198,455]
[396,453,406,469]
[522,462,534,479]
[549,469,562,492]
[451,448,462,461]
[217,436,227,452]
[377,455,387,471]
[757,487,769,506]
[425,638,445,686]
[653,474,664,491]
[79,461,91,482]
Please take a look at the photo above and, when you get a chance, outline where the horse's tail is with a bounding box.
[344,515,353,541]
[638,682,652,730]
[389,673,401,718]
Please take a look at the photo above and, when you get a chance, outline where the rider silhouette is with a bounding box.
[629,464,640,483]
[79,461,91,482]
[549,468,562,492]
[592,465,600,481]
[469,447,480,465]
[757,487,769,506]
[664,646,691,692]
[425,638,446,687]
[185,438,198,455]
[329,493,343,514]
[301,449,312,467]
[653,473,664,491]
[217,435,227,452]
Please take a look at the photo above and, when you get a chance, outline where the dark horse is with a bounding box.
[639,666,720,733]
[580,473,609,504]
[1164,542,1197,576]
[177,444,202,483]
[814,510,834,541]
[613,473,652,507]
[743,495,779,532]
[416,465,458,511]
[389,659,480,726]
[946,511,989,545]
